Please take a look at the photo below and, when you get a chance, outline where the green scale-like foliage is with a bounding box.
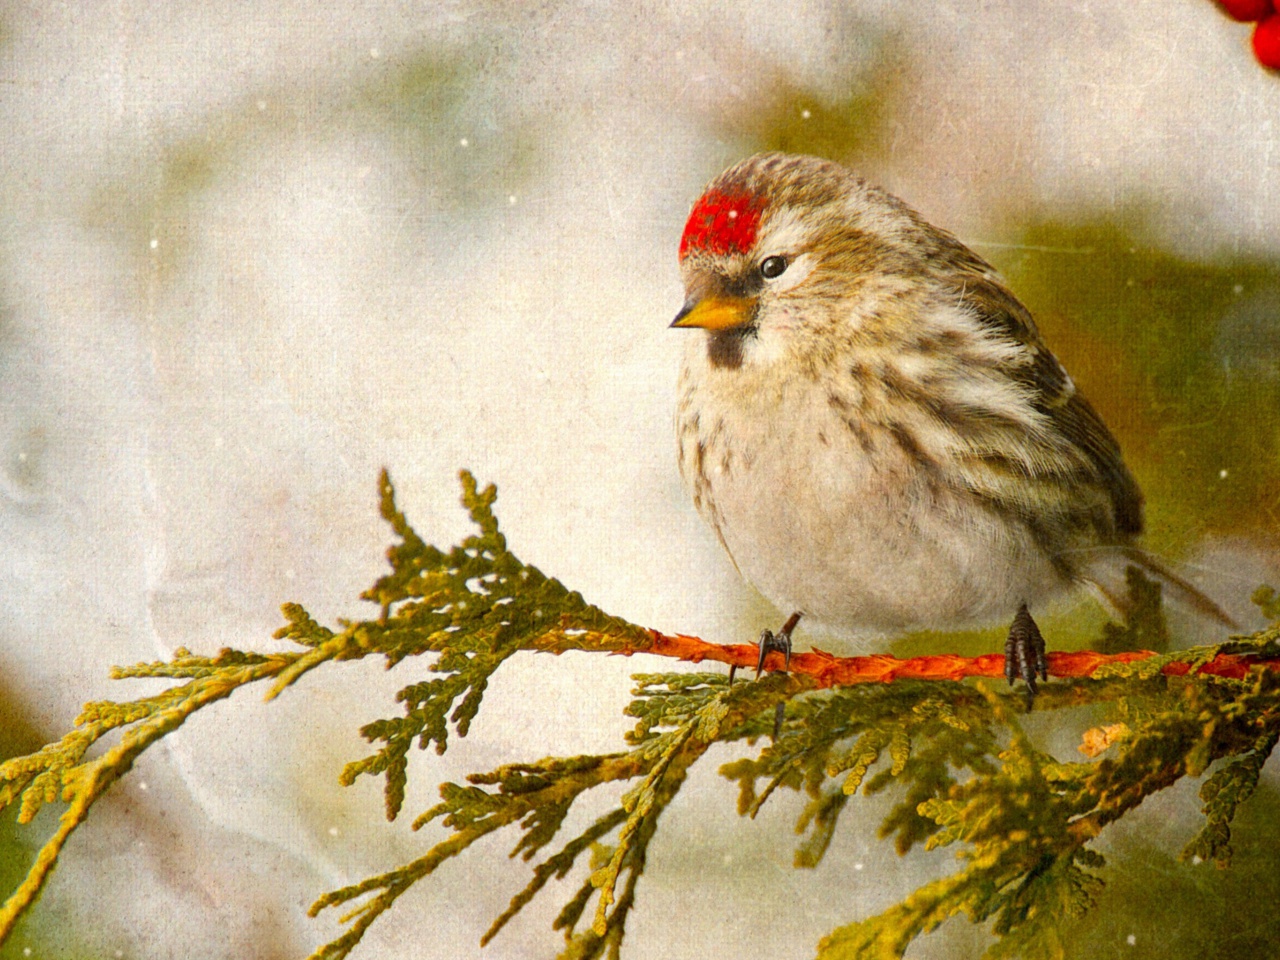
[275,470,650,820]
[2,472,1280,960]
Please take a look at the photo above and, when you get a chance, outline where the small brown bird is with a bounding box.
[671,152,1232,691]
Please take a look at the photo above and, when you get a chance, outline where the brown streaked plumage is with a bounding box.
[671,153,1233,691]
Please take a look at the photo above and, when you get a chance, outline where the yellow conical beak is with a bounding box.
[670,294,756,331]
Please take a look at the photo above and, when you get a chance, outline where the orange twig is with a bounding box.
[614,629,1279,690]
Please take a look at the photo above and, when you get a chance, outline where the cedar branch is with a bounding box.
[542,627,1280,688]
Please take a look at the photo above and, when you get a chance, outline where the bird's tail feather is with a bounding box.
[1080,545,1239,630]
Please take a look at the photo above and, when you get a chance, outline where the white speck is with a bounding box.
[23,949,31,957]
[149,238,158,250]
[1219,469,1229,479]
[17,451,26,462]
[1233,284,1244,295]
[1126,934,1136,946]
[508,194,517,205]
[853,862,864,871]
[139,782,148,791]
[801,109,811,119]
[459,137,469,147]
[1192,854,1203,864]
[356,165,372,180]
[328,826,339,836]
[370,47,380,59]
[285,568,296,580]
[213,435,223,450]
[722,853,733,865]
[115,952,124,959]
[256,99,267,111]
[728,209,738,219]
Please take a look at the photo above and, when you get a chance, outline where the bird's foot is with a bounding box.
[1005,603,1049,704]
[728,611,801,684]
[756,611,801,678]
[725,612,801,741]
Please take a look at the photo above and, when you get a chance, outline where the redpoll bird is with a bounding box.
[671,152,1233,692]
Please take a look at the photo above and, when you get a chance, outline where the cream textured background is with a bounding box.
[2,2,1279,957]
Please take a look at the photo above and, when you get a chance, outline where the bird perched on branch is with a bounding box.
[671,152,1233,694]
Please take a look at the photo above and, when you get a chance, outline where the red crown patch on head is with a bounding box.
[678,188,767,260]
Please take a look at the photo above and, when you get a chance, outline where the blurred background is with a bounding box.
[2,1,1280,957]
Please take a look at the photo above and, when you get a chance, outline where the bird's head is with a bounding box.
[672,153,931,369]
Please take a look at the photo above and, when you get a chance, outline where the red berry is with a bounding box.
[1255,15,1280,69]
[1218,0,1273,21]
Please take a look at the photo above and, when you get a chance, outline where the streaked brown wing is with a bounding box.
[951,270,1144,545]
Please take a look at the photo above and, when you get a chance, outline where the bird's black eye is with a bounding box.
[760,255,788,280]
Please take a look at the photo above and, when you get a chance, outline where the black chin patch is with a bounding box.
[707,327,753,369]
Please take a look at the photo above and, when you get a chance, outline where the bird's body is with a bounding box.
[677,342,1071,633]
[672,153,1183,658]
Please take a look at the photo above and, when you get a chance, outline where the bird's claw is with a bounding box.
[1005,602,1048,704]
[755,627,790,677]
[756,611,801,678]
[727,613,800,739]
[756,613,802,741]
[729,612,801,685]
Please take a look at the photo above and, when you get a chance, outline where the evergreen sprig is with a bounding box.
[0,469,652,944]
[308,673,785,960]
[0,648,297,934]
[816,646,1280,959]
[2,472,1279,960]
[327,470,648,820]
